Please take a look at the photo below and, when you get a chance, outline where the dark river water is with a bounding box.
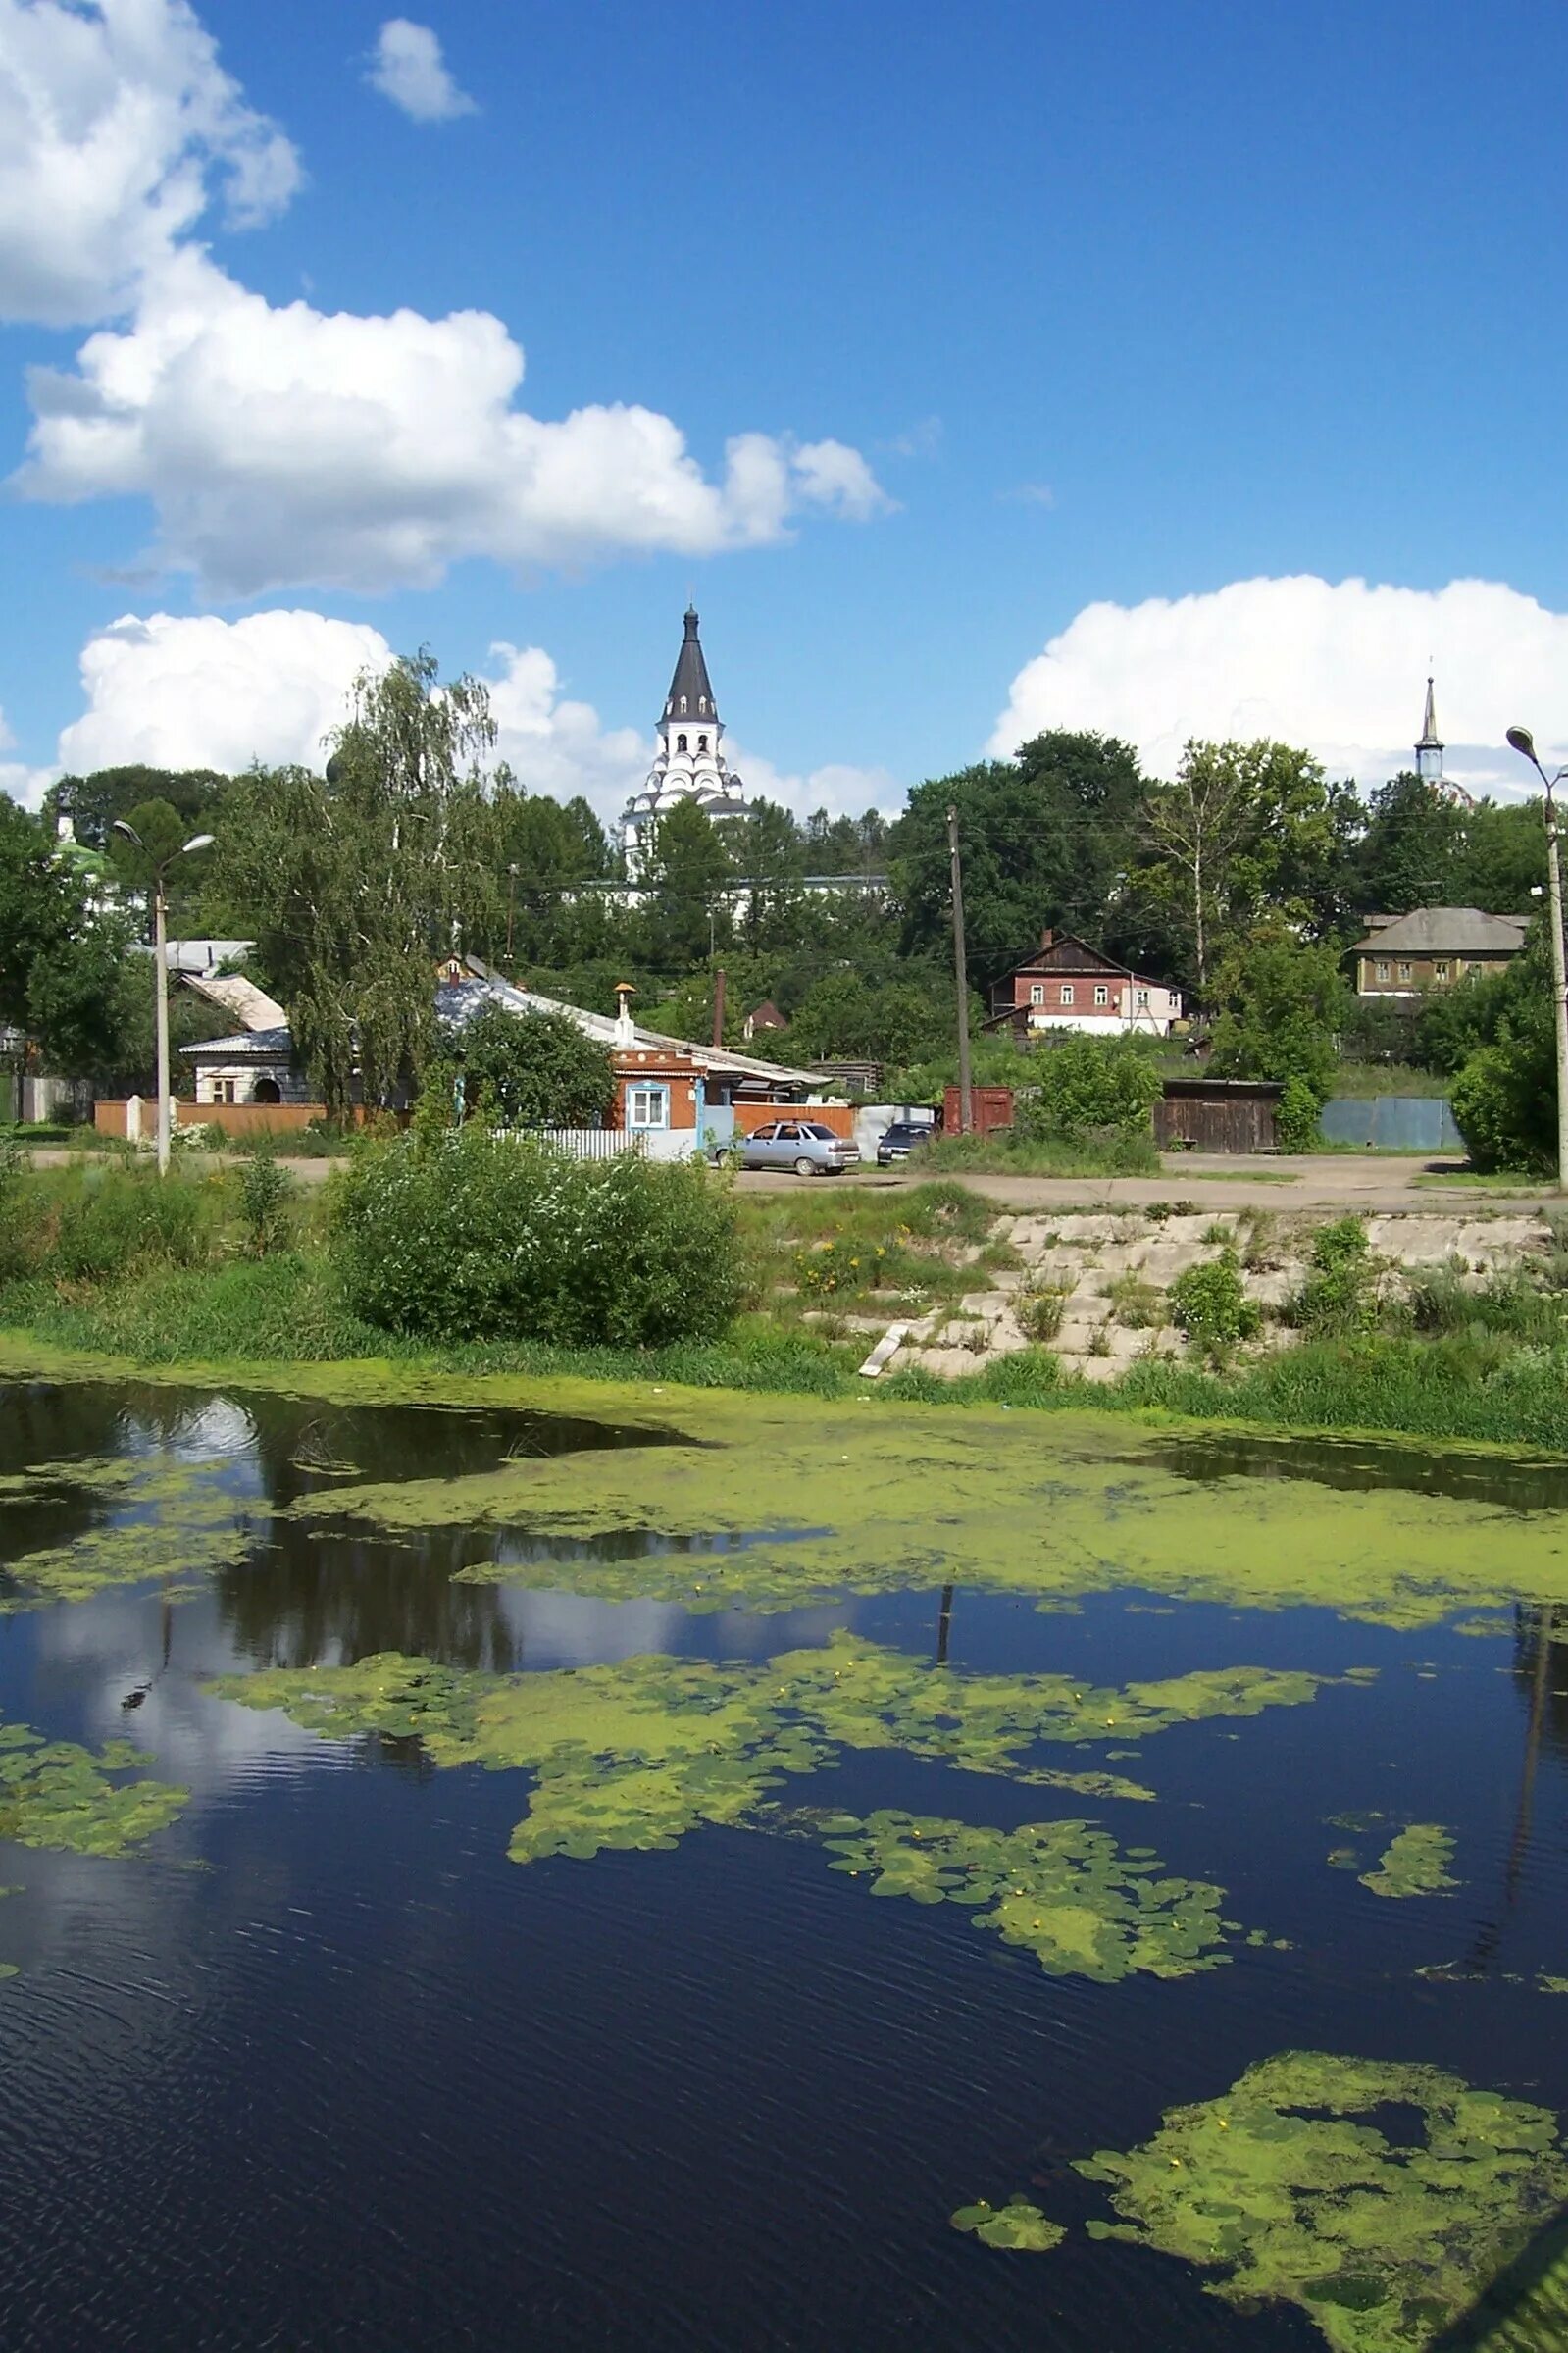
[2,1377,1567,2352]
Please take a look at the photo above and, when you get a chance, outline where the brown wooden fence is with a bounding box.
[94,1100,329,1141]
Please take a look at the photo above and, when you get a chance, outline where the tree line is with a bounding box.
[1,648,1550,1116]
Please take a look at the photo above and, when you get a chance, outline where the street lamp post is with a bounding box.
[112,823,214,1175]
[1504,727,1568,1193]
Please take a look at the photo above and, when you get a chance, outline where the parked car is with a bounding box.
[741,1119,861,1176]
[876,1119,936,1165]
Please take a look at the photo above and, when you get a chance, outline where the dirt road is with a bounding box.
[25,1147,1557,1215]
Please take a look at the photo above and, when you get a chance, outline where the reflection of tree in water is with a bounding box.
[0,1381,154,1581]
[1512,1604,1568,1769]
[215,1525,517,1675]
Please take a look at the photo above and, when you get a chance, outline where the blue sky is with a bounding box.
[4,0,1568,815]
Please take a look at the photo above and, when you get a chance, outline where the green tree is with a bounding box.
[455,1004,615,1129]
[1137,740,1354,997]
[636,800,733,969]
[1456,797,1546,913]
[1352,773,1465,914]
[1207,929,1348,1102]
[890,733,1146,985]
[786,968,956,1066]
[1449,923,1557,1172]
[0,799,77,1027]
[44,765,232,854]
[213,651,498,1113]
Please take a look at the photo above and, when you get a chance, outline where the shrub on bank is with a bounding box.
[2,1161,221,1284]
[330,1127,744,1346]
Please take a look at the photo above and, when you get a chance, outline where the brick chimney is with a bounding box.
[1039,927,1053,949]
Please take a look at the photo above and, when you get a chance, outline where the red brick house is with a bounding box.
[986,931,1183,1039]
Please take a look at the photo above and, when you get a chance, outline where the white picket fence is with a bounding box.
[493,1126,705,1163]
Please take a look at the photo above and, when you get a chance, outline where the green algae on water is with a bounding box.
[949,2198,1065,2252]
[822,1810,1238,1980]
[268,1379,1568,1633]
[1070,2050,1568,2353]
[210,1632,1343,1867]
[1359,1824,1460,1899]
[0,1715,189,1856]
[0,1451,257,1608]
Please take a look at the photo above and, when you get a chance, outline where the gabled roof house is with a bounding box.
[986,930,1183,1039]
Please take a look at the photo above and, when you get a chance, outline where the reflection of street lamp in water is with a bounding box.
[111,822,214,1175]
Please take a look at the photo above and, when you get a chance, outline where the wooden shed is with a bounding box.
[1156,1077,1283,1153]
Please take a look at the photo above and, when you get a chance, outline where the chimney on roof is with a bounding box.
[1039,927,1053,949]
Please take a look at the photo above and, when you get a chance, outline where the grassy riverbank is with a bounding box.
[4,1157,1568,1449]
[6,1248,1568,1451]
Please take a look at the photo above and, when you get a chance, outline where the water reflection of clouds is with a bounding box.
[491,1588,861,1667]
[31,1584,340,1797]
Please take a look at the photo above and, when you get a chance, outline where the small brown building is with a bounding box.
[1352,908,1526,997]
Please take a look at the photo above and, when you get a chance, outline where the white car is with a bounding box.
[740,1119,861,1176]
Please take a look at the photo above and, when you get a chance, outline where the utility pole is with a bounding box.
[112,821,213,1175]
[505,863,519,969]
[947,805,974,1134]
[711,965,727,1049]
[1505,728,1568,1192]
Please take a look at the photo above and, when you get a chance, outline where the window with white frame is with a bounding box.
[1397,961,1412,983]
[1060,983,1074,1005]
[1029,983,1045,1005]
[1434,960,1449,982]
[1375,960,1391,982]
[627,1084,669,1129]
[1135,988,1149,1008]
[1093,984,1109,1006]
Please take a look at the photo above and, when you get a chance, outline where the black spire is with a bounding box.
[662,605,719,726]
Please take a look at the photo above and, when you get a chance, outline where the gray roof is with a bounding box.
[180,1024,294,1061]
[662,606,719,726]
[1353,907,1527,956]
[185,975,822,1095]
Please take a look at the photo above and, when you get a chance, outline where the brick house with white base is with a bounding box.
[986,931,1183,1040]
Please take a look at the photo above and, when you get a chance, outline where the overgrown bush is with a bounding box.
[1448,923,1556,1172]
[1274,1075,1321,1154]
[1014,1033,1162,1146]
[455,1004,616,1130]
[1167,1250,1260,1359]
[330,1127,743,1346]
[1290,1216,1375,1334]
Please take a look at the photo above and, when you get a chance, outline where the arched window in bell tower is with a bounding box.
[697,735,708,752]
[677,734,688,753]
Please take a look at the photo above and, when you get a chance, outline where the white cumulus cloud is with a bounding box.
[0,0,299,327]
[56,607,394,774]
[485,641,647,819]
[730,745,902,829]
[18,249,889,595]
[32,609,898,835]
[989,575,1568,797]
[366,18,475,123]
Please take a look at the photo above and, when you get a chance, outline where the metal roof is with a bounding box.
[1351,907,1527,956]
[661,606,719,726]
[185,974,819,1094]
[179,1024,294,1061]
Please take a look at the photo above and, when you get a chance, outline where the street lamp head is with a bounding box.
[111,817,144,849]
[181,833,214,854]
[1506,725,1538,760]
